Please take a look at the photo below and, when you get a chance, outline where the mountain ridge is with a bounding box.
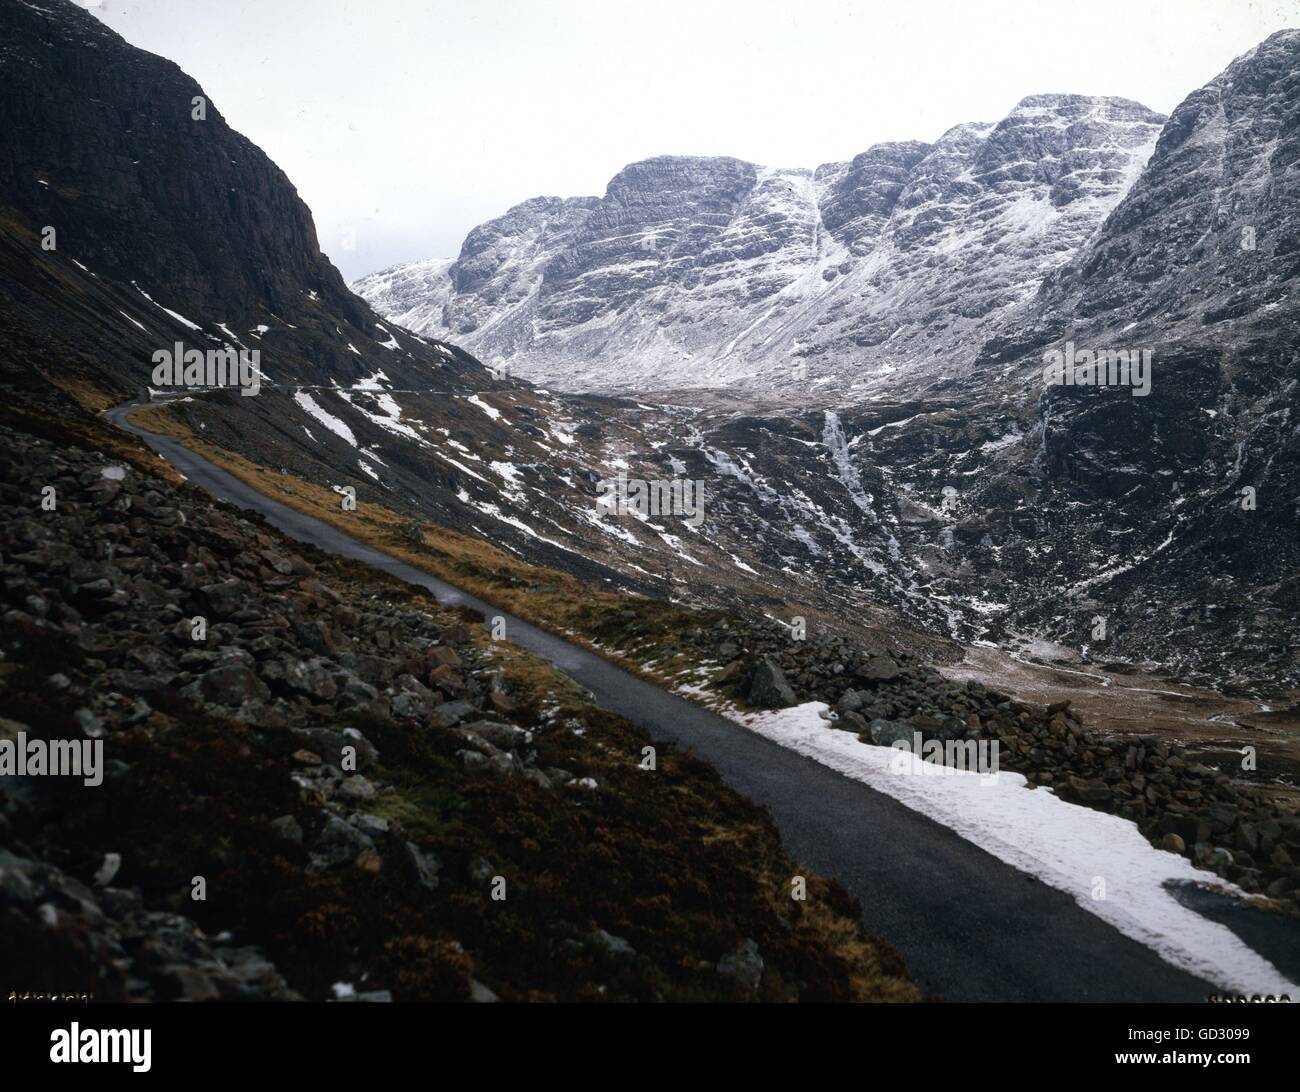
[354,93,1167,393]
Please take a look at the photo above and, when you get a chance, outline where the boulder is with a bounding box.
[716,938,763,992]
[746,657,797,708]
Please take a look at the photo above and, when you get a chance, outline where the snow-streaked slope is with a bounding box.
[355,96,1165,394]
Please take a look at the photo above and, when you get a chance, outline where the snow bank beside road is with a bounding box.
[736,701,1296,996]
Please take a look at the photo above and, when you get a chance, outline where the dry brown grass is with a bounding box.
[121,403,710,683]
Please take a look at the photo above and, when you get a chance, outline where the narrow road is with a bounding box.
[107,403,1221,1002]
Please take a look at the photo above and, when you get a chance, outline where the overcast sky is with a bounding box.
[89,0,1300,281]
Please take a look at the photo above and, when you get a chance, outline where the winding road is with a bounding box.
[107,402,1246,1002]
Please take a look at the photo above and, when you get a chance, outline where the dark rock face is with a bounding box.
[906,31,1300,685]
[1038,30,1300,341]
[0,0,335,325]
[0,0,483,406]
[816,141,933,253]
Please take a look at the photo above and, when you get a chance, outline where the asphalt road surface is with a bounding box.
[107,403,1236,1002]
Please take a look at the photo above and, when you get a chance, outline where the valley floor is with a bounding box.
[107,404,1300,1001]
[945,644,1300,805]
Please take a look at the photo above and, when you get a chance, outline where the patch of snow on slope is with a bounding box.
[467,499,571,549]
[489,461,525,499]
[134,285,201,331]
[293,392,356,447]
[339,391,426,445]
[467,394,502,420]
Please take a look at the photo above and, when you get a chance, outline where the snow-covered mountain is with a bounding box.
[354,95,1165,393]
[347,34,1300,689]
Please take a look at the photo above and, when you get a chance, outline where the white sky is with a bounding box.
[88,0,1300,281]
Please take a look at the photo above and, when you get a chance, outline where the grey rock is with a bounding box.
[402,842,441,891]
[312,816,375,870]
[716,938,764,992]
[269,815,304,844]
[746,656,797,709]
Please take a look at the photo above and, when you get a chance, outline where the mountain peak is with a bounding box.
[357,87,1165,391]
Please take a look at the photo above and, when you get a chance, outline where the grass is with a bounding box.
[122,403,738,689]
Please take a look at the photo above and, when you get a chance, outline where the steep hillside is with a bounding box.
[0,420,920,1001]
[0,0,482,423]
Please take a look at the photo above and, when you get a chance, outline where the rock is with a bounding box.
[838,709,868,734]
[429,646,462,669]
[74,708,105,738]
[402,842,441,891]
[277,657,338,701]
[430,699,476,729]
[592,929,636,957]
[192,664,270,708]
[488,691,518,716]
[458,749,489,773]
[523,768,553,790]
[859,655,901,682]
[312,816,375,870]
[200,579,248,618]
[258,549,294,575]
[746,656,797,708]
[867,718,915,747]
[836,689,865,714]
[716,938,763,992]
[461,720,531,750]
[351,813,389,836]
[1161,832,1186,854]
[354,850,383,873]
[1065,776,1114,807]
[92,853,121,887]
[269,815,303,844]
[427,664,467,695]
[390,690,433,720]
[337,775,377,802]
[468,979,499,1002]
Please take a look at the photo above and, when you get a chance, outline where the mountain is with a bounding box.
[3,1,1299,999]
[350,31,1300,690]
[0,0,482,423]
[943,27,1300,685]
[4,0,1296,697]
[354,96,1166,393]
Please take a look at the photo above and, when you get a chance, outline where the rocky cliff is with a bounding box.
[0,0,482,412]
[355,97,1166,393]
